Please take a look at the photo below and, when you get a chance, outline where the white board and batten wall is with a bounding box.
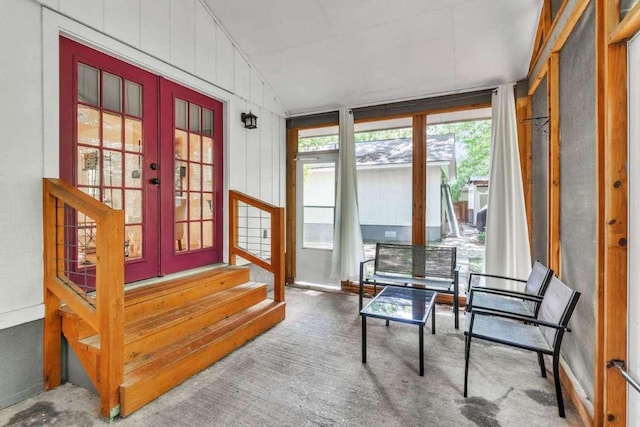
[0,0,287,332]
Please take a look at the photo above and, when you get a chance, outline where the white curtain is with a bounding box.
[484,84,532,289]
[331,108,364,281]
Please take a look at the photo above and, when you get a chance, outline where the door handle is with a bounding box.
[149,178,160,185]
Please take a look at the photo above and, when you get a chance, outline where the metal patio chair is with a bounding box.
[466,261,553,318]
[463,275,581,417]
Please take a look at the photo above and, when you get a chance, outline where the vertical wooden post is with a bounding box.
[412,114,426,246]
[96,209,125,418]
[272,207,285,302]
[594,0,607,423]
[548,53,561,275]
[285,128,298,284]
[42,181,61,389]
[602,1,629,422]
[228,192,237,266]
[516,96,533,247]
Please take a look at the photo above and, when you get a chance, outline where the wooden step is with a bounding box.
[124,266,250,323]
[79,282,268,362]
[119,300,286,416]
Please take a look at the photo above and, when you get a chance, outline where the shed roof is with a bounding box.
[355,133,455,165]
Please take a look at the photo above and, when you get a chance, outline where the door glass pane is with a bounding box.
[125,189,143,223]
[175,99,187,129]
[125,80,142,117]
[202,137,213,163]
[176,161,188,194]
[189,193,202,221]
[103,188,122,210]
[175,130,188,159]
[125,154,143,188]
[202,165,213,191]
[175,221,187,252]
[203,108,213,136]
[124,118,142,152]
[125,225,142,259]
[103,113,122,149]
[189,104,201,133]
[78,106,100,146]
[190,222,202,250]
[189,164,201,191]
[78,64,99,106]
[189,133,201,162]
[103,72,122,112]
[78,148,100,187]
[202,221,213,247]
[103,150,122,188]
[302,162,335,249]
[203,193,213,220]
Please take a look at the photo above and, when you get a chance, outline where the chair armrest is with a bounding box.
[467,272,526,290]
[469,308,569,330]
[359,259,375,282]
[468,287,543,301]
[468,272,527,282]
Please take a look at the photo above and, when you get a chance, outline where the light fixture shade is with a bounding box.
[241,111,258,129]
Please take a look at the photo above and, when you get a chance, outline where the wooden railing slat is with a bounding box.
[229,190,285,302]
[43,178,124,418]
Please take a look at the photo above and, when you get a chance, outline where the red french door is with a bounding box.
[159,79,223,274]
[60,37,223,283]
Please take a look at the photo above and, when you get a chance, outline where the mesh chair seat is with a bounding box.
[470,293,536,317]
[464,312,551,353]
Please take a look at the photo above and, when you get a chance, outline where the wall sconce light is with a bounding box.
[241,111,258,129]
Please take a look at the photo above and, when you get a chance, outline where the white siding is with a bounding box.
[0,0,45,326]
[426,166,442,227]
[357,166,412,226]
[170,0,196,72]
[141,0,171,61]
[1,0,287,329]
[104,0,141,48]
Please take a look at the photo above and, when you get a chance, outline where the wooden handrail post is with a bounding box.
[42,182,62,389]
[229,192,237,266]
[228,190,286,302]
[272,207,285,302]
[96,209,125,418]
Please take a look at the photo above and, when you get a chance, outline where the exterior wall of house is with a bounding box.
[426,166,443,241]
[302,164,446,244]
[0,0,287,408]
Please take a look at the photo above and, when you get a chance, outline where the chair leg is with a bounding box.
[537,352,546,378]
[464,335,471,397]
[553,354,565,418]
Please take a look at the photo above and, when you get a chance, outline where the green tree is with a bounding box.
[427,120,491,201]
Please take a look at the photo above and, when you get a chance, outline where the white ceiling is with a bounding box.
[204,0,542,116]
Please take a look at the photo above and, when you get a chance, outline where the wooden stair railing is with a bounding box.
[229,190,285,302]
[43,178,124,419]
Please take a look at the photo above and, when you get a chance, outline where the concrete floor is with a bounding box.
[0,287,583,427]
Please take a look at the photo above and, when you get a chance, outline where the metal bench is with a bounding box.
[359,243,460,329]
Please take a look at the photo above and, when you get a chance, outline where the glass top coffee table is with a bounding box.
[360,286,437,376]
